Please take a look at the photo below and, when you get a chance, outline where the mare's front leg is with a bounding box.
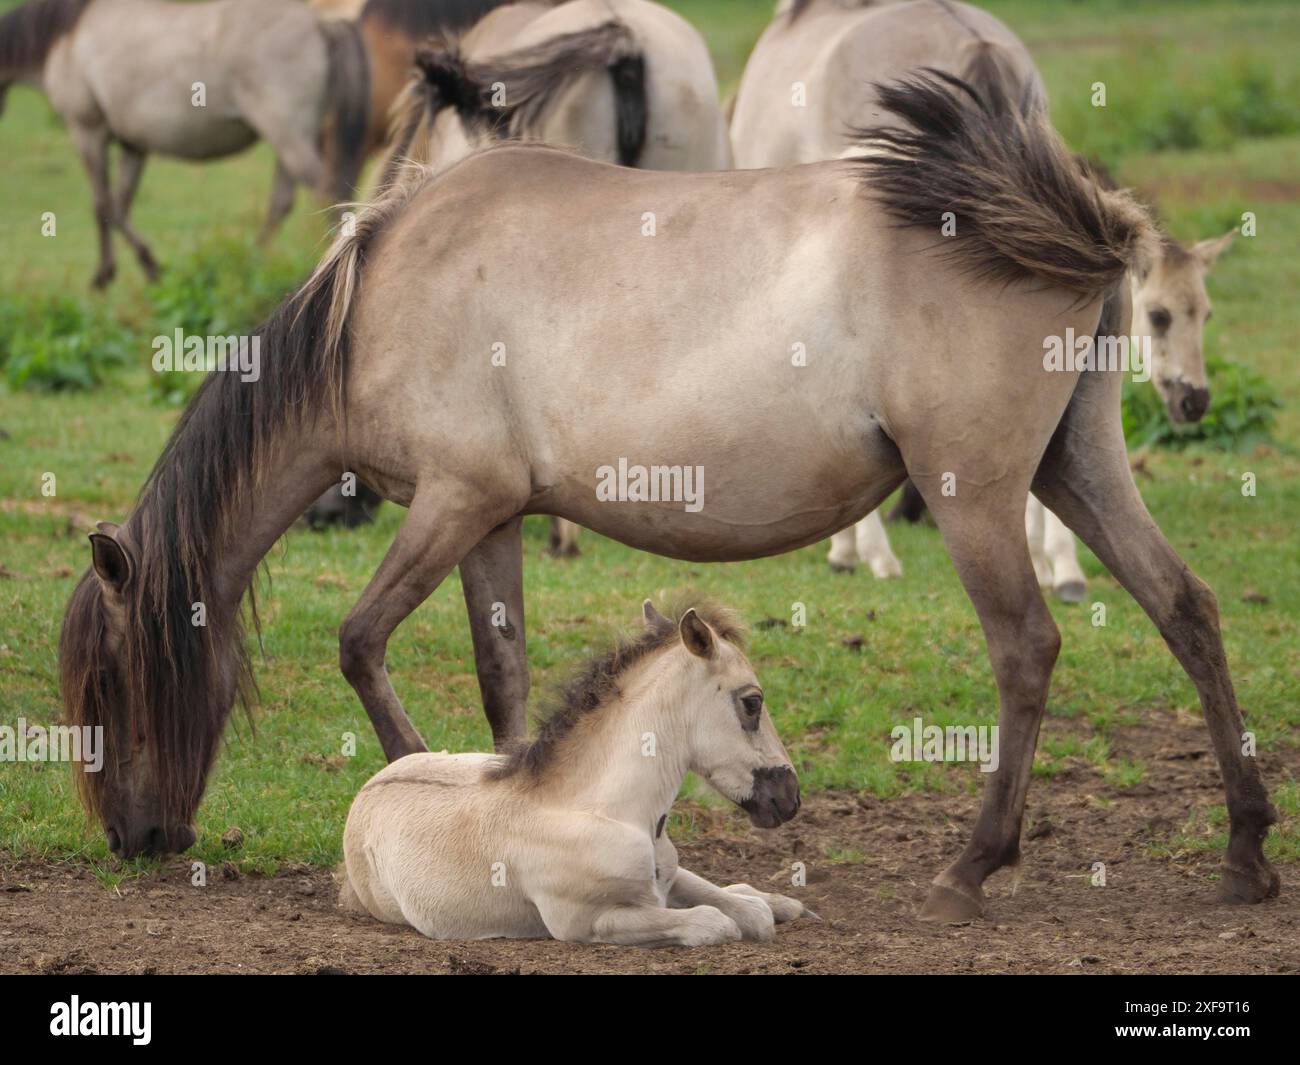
[340,484,522,761]
[458,517,529,747]
[914,478,1061,924]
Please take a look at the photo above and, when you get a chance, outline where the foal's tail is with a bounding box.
[853,70,1158,301]
[321,17,372,200]
[378,19,646,188]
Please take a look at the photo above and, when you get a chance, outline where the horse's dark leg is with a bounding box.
[68,122,115,288]
[459,518,530,746]
[339,491,518,761]
[546,517,581,558]
[887,480,929,524]
[112,143,159,280]
[913,478,1060,923]
[1032,321,1278,905]
[259,161,298,246]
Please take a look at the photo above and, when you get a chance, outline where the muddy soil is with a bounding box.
[2,711,1296,975]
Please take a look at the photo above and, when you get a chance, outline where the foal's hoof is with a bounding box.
[1217,861,1281,905]
[828,560,856,574]
[918,882,984,924]
[1053,580,1087,604]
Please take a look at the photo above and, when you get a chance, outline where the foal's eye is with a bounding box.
[741,694,763,717]
[1148,307,1172,332]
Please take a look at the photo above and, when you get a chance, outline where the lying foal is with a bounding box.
[340,601,808,946]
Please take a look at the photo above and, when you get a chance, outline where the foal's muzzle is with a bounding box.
[741,766,801,828]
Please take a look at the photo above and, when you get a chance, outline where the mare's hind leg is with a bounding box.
[458,517,529,747]
[1032,331,1278,904]
[340,484,524,761]
[913,478,1061,923]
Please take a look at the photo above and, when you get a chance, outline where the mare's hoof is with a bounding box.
[918,881,984,924]
[1217,861,1281,904]
[1054,580,1087,603]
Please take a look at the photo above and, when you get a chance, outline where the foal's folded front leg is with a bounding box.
[587,904,743,947]
[669,868,809,940]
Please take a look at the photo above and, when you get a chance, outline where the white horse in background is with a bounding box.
[732,0,1238,602]
[341,602,808,946]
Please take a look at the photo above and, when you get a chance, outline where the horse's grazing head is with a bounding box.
[60,521,242,859]
[1135,229,1235,424]
[643,601,801,829]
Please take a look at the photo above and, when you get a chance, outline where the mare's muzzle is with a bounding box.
[106,820,197,860]
[741,765,801,828]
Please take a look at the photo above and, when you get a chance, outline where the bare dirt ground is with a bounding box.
[2,710,1296,975]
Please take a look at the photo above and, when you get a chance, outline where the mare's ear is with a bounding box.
[89,532,132,593]
[642,599,673,636]
[679,609,715,660]
[1192,229,1236,270]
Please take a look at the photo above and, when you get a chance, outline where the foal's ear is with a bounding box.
[642,599,674,635]
[89,532,132,592]
[679,609,715,659]
[1192,228,1236,270]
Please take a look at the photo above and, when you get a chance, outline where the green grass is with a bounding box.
[1,0,1298,873]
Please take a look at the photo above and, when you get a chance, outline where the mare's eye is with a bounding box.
[742,693,763,717]
[1148,307,1172,332]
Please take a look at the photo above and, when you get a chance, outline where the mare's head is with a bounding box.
[642,601,800,828]
[60,518,247,858]
[1134,229,1235,424]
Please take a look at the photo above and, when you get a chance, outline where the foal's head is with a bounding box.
[644,601,801,829]
[1134,229,1235,424]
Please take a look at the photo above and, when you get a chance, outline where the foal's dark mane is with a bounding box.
[58,211,392,823]
[486,604,746,783]
[0,0,92,77]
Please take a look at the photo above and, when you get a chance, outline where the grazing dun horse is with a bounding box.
[61,73,1278,923]
[341,601,807,945]
[307,0,732,543]
[0,0,369,286]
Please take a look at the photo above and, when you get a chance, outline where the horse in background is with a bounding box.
[0,0,369,287]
